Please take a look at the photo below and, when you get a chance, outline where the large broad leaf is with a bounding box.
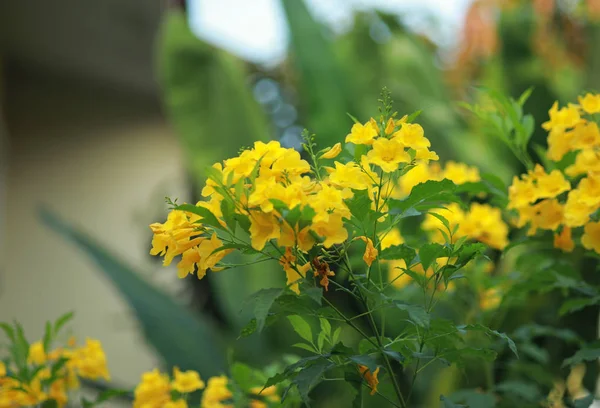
[158,10,283,355]
[280,0,357,147]
[157,10,271,186]
[40,208,227,378]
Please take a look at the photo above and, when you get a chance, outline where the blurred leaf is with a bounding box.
[245,288,284,333]
[40,208,227,378]
[394,302,430,328]
[440,395,467,407]
[495,381,540,402]
[280,0,357,147]
[563,342,600,367]
[459,324,518,358]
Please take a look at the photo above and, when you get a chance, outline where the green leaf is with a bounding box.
[40,208,227,378]
[94,389,132,405]
[293,343,317,353]
[280,0,357,148]
[495,381,540,402]
[231,362,265,391]
[459,324,518,358]
[394,302,430,328]
[346,190,373,222]
[440,395,467,408]
[13,322,29,370]
[389,179,458,215]
[418,243,449,271]
[563,343,600,367]
[560,296,600,316]
[319,318,331,337]
[293,359,334,404]
[380,244,417,265]
[175,203,223,230]
[245,288,284,333]
[53,311,74,337]
[43,321,52,353]
[238,318,258,339]
[0,323,15,342]
[349,355,378,372]
[450,389,496,408]
[288,315,313,344]
[573,394,594,408]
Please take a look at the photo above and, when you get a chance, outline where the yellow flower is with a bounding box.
[49,380,69,408]
[249,212,281,251]
[387,259,413,288]
[269,148,312,180]
[0,362,5,377]
[345,121,378,145]
[249,385,279,408]
[460,203,509,250]
[279,248,311,294]
[547,128,576,161]
[508,177,537,209]
[542,101,582,131]
[320,143,342,159]
[327,161,372,190]
[201,376,233,408]
[527,199,564,235]
[392,123,430,150]
[582,221,600,254]
[564,189,594,227]
[566,148,600,176]
[442,161,480,184]
[414,146,439,162]
[554,226,575,252]
[278,224,315,253]
[171,367,205,394]
[546,380,567,408]
[577,173,600,207]
[379,228,404,250]
[479,288,502,311]
[578,93,600,114]
[309,183,352,223]
[150,210,204,266]
[356,236,378,267]
[566,363,589,400]
[571,121,600,150]
[165,400,188,408]
[311,214,348,248]
[532,165,571,199]
[366,137,411,173]
[357,365,380,395]
[384,118,396,135]
[422,203,465,243]
[70,338,110,381]
[28,341,46,365]
[133,369,171,408]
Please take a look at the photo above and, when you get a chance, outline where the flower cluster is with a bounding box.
[509,92,600,253]
[0,336,109,407]
[133,367,205,408]
[132,369,279,408]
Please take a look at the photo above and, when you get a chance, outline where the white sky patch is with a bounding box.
[188,0,474,65]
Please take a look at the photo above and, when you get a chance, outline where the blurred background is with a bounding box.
[1,0,600,406]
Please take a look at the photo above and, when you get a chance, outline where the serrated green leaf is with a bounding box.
[293,359,334,404]
[418,243,449,271]
[563,343,600,367]
[293,343,317,353]
[349,355,378,372]
[389,179,458,215]
[246,288,284,333]
[288,315,313,344]
[560,296,600,316]
[459,324,518,358]
[380,244,417,265]
[394,302,430,328]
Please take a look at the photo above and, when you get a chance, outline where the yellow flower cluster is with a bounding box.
[423,202,509,250]
[133,367,205,408]
[150,115,440,292]
[0,338,110,408]
[510,93,600,253]
[132,370,278,408]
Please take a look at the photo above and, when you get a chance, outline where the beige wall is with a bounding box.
[1,70,189,393]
